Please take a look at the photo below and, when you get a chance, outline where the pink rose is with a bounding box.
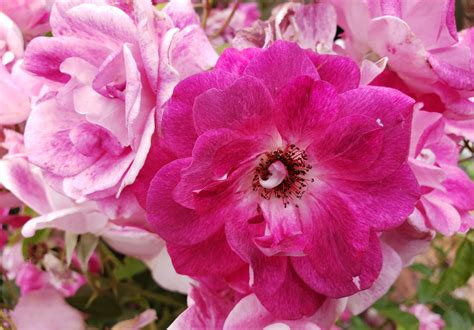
[22,0,217,217]
[330,0,474,140]
[408,109,474,235]
[0,0,53,40]
[147,41,419,319]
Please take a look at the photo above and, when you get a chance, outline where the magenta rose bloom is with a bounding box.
[147,41,420,319]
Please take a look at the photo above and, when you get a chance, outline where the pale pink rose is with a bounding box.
[1,131,189,294]
[408,109,474,235]
[0,131,110,236]
[11,289,85,330]
[329,0,474,140]
[22,0,217,218]
[0,13,24,66]
[0,13,31,125]
[0,0,53,40]
[0,62,31,125]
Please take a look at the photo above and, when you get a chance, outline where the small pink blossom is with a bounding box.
[11,289,85,330]
[403,304,445,330]
[15,262,49,295]
[147,41,419,319]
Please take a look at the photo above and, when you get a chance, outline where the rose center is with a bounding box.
[252,144,313,207]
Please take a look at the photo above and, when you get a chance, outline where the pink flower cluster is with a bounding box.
[0,0,472,328]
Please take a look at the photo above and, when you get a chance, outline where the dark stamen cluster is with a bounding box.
[27,242,49,264]
[252,144,314,207]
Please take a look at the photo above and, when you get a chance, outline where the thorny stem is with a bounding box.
[211,0,241,39]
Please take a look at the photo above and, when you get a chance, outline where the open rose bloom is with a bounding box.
[148,41,420,318]
[0,0,473,328]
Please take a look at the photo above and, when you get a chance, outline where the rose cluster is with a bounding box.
[0,0,472,329]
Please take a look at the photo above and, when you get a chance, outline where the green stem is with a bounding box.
[3,276,18,306]
[120,284,184,307]
[98,240,122,267]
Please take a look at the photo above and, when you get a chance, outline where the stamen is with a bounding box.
[252,145,314,207]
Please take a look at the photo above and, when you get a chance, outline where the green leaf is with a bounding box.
[349,316,370,330]
[410,263,433,277]
[376,307,420,330]
[440,295,474,321]
[444,310,472,330]
[23,206,38,217]
[437,237,473,294]
[417,279,438,304]
[114,257,147,280]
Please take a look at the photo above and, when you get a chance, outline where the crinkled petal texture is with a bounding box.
[147,41,419,319]
[22,0,216,217]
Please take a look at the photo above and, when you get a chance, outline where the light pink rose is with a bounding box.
[330,0,474,140]
[408,109,474,235]
[0,13,33,125]
[0,0,53,40]
[11,289,85,330]
[22,0,217,218]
